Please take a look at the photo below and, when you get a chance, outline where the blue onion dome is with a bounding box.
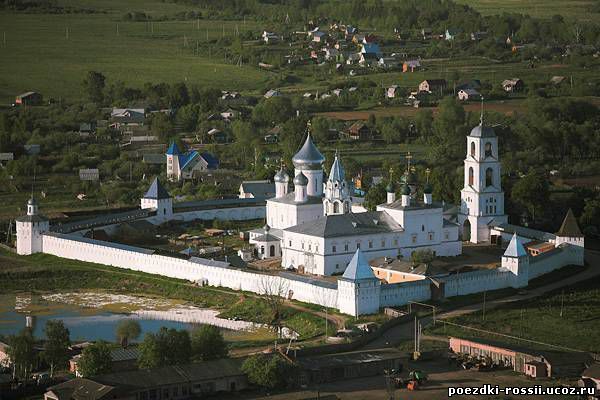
[292,134,325,169]
[293,171,309,186]
[274,168,289,183]
[401,183,411,196]
[470,123,496,137]
[423,182,433,194]
[27,197,37,206]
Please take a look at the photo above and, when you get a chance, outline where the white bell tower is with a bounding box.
[458,106,508,243]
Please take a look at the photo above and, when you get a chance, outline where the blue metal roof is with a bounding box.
[166,142,181,155]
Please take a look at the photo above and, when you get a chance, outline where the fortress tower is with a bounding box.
[16,198,49,255]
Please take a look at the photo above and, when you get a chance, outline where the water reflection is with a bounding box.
[0,294,261,343]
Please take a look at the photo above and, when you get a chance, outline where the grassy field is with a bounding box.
[0,1,267,103]
[426,278,600,353]
[455,0,599,22]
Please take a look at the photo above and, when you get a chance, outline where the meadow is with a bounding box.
[0,2,267,104]
[426,278,600,353]
[455,0,600,22]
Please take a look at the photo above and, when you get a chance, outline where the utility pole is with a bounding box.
[482,291,486,321]
[560,290,564,317]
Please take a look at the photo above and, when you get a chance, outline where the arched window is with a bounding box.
[333,202,340,214]
[468,167,474,186]
[485,142,492,157]
[470,142,476,157]
[485,168,493,187]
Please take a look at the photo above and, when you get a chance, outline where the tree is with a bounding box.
[410,249,435,265]
[138,327,191,369]
[241,354,296,390]
[150,113,175,142]
[6,328,36,381]
[580,199,600,237]
[511,172,549,223]
[82,71,106,103]
[363,182,386,211]
[43,320,70,377]
[258,276,289,330]
[191,325,228,361]
[115,319,141,349]
[78,341,112,377]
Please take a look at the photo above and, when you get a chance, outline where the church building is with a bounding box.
[251,131,462,276]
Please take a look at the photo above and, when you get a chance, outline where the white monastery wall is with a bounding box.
[379,280,431,307]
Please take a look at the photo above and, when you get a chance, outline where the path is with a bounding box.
[363,248,600,350]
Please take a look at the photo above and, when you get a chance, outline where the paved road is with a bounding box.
[363,248,600,350]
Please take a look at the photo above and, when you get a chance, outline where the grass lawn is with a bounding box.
[426,278,600,352]
[0,6,266,103]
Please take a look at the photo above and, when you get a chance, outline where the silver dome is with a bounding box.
[292,134,325,169]
[27,197,37,206]
[274,168,289,183]
[293,171,309,186]
[469,123,496,138]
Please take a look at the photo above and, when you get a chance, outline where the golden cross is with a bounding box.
[405,151,413,173]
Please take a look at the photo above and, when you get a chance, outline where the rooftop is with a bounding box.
[285,211,403,238]
[143,177,171,200]
[342,249,377,281]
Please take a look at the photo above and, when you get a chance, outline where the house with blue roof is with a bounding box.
[165,142,219,182]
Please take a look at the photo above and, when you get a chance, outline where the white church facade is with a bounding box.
[15,122,586,316]
[253,133,462,276]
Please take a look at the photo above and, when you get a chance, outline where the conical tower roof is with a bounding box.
[292,134,325,169]
[504,233,527,258]
[556,208,583,237]
[342,249,376,281]
[144,177,171,200]
[328,152,345,182]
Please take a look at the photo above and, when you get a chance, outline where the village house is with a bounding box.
[78,122,96,137]
[471,31,488,41]
[402,60,421,73]
[264,89,281,98]
[262,31,279,44]
[239,180,276,200]
[445,28,462,41]
[312,31,327,43]
[359,52,379,67]
[46,358,247,400]
[110,108,145,130]
[386,85,400,99]
[419,79,447,94]
[502,78,524,92]
[458,88,482,101]
[166,142,219,182]
[15,91,43,106]
[346,122,371,140]
[360,42,382,58]
[580,363,600,397]
[450,337,592,378]
[421,28,433,40]
[220,107,240,121]
[378,57,399,69]
[324,47,340,60]
[207,128,226,143]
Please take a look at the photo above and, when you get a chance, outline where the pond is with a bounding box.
[0,292,269,343]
